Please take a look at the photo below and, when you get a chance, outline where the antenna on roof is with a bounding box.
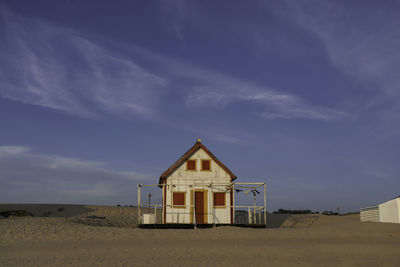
[197,138,202,143]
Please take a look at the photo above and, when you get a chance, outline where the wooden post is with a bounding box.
[248,207,251,224]
[212,187,216,227]
[154,205,157,223]
[232,184,235,225]
[148,193,151,209]
[253,194,256,224]
[162,184,165,224]
[137,184,141,224]
[264,183,267,226]
[193,181,197,228]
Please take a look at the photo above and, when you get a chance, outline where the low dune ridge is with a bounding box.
[0,204,94,218]
[1,204,399,266]
[0,204,139,227]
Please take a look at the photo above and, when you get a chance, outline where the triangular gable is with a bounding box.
[159,140,237,185]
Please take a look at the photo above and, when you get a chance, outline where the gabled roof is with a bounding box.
[159,139,237,185]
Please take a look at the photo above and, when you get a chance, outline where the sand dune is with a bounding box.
[1,204,399,266]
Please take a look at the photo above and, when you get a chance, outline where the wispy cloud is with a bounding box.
[179,67,347,120]
[286,1,400,93]
[0,146,150,204]
[275,0,400,131]
[161,0,187,41]
[0,7,167,119]
[0,5,348,125]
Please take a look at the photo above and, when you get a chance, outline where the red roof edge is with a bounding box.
[158,140,237,186]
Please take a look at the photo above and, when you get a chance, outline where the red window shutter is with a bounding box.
[173,192,185,206]
[202,160,210,171]
[187,160,196,170]
[214,193,225,206]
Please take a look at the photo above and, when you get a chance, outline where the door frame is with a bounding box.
[190,189,208,224]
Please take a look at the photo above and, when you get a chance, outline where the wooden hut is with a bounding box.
[159,139,236,224]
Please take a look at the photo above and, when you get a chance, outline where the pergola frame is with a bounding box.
[137,181,267,227]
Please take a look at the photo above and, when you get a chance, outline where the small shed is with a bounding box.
[361,196,400,224]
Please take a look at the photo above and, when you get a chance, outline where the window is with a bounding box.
[201,160,211,171]
[213,192,225,207]
[186,159,196,171]
[173,192,185,208]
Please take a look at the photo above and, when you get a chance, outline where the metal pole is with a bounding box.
[264,183,267,226]
[234,182,265,185]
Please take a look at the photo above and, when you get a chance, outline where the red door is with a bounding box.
[195,191,205,224]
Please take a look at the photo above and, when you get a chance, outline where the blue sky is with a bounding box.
[0,0,399,212]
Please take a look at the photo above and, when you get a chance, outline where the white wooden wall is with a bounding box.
[379,198,400,224]
[360,206,380,222]
[165,148,232,224]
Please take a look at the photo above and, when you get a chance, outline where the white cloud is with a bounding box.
[0,146,150,204]
[179,67,347,120]
[0,146,31,155]
[276,1,400,122]
[0,4,348,128]
[0,7,167,119]
[161,0,186,40]
[364,170,388,179]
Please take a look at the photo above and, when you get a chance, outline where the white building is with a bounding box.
[361,196,400,224]
[159,139,236,224]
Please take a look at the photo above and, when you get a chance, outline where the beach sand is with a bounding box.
[1,204,399,266]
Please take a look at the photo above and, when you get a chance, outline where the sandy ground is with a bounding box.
[1,204,400,266]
